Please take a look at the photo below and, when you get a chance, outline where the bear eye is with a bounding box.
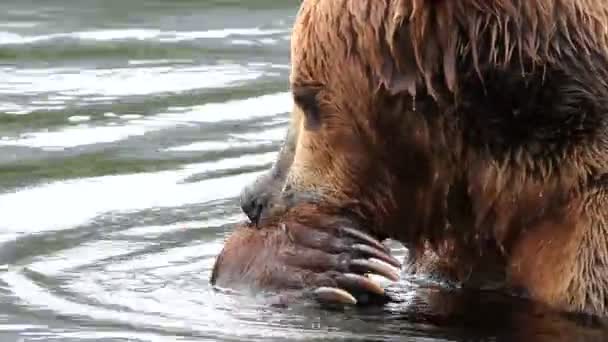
[293,85,322,130]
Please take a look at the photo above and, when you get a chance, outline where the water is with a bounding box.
[0,1,607,341]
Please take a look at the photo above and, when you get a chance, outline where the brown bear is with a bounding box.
[212,0,608,318]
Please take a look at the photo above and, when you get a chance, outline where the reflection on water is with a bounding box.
[0,0,607,341]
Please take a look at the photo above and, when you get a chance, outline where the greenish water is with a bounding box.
[0,1,607,341]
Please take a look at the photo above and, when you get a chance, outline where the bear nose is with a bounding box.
[239,186,266,225]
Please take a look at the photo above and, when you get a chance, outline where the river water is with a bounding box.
[0,1,607,341]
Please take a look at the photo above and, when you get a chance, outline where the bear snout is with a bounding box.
[239,175,273,225]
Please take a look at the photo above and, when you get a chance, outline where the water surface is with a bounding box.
[1,1,607,341]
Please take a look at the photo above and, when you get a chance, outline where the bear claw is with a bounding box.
[350,259,400,282]
[336,273,385,296]
[351,243,401,268]
[340,227,391,253]
[313,287,358,305]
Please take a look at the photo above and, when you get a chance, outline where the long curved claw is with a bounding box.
[351,243,401,268]
[336,273,385,296]
[313,287,357,305]
[350,259,401,282]
[340,227,390,253]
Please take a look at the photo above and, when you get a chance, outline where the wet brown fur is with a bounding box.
[284,0,608,316]
[221,0,608,317]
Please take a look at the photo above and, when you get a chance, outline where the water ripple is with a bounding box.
[0,28,289,45]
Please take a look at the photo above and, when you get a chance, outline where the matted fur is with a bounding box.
[295,0,608,98]
[216,0,608,317]
[285,0,608,316]
[387,0,608,98]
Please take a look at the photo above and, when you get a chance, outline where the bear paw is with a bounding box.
[211,218,401,306]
